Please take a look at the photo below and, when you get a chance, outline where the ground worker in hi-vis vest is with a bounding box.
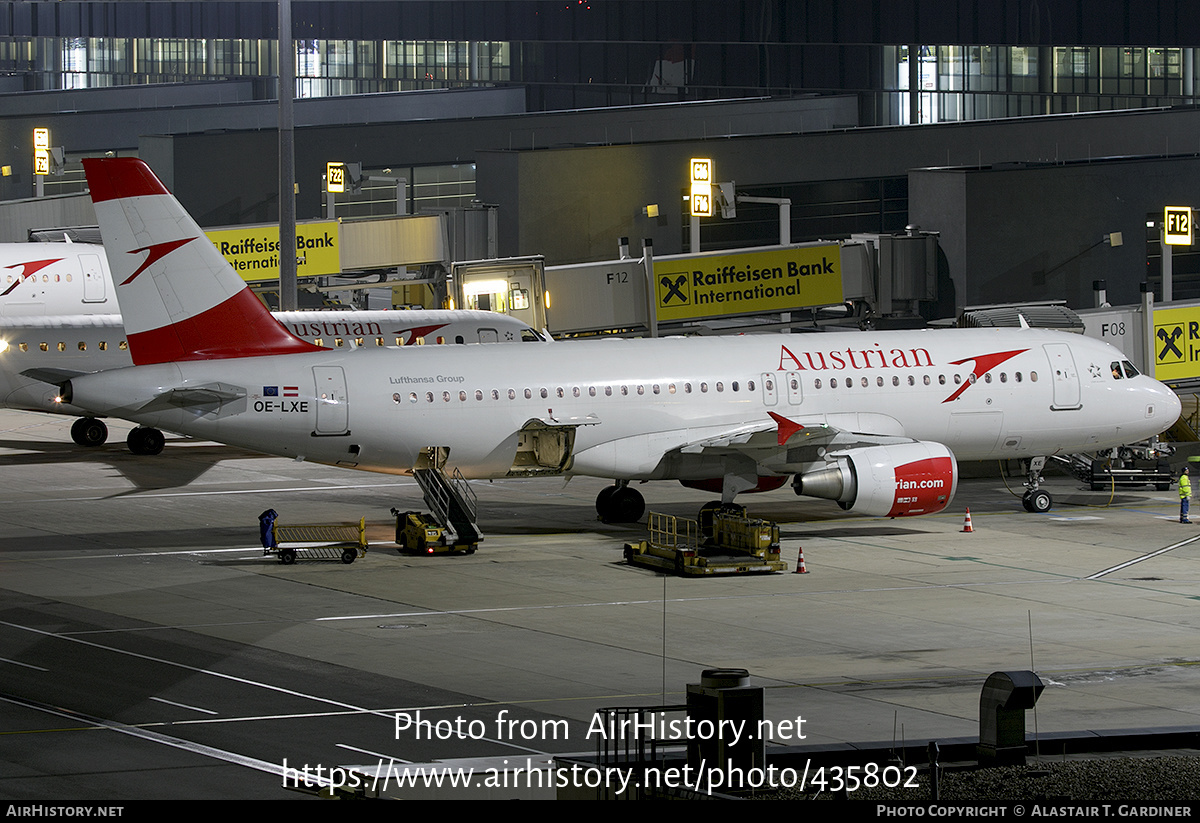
[1180,467,1192,524]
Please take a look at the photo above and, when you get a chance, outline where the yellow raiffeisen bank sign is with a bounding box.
[1152,304,1200,381]
[653,245,843,322]
[205,220,341,283]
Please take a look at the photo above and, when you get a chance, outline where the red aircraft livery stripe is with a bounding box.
[1,258,63,295]
[942,349,1028,403]
[122,238,195,286]
[83,157,170,203]
[127,288,322,365]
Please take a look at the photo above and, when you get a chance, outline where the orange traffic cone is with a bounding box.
[794,546,809,573]
[962,508,974,533]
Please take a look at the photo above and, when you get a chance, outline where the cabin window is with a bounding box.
[637,385,645,396]
[19,343,28,352]
[540,388,548,399]
[1000,373,1008,383]
[716,382,724,392]
[1031,371,1040,382]
[98,342,107,351]
[426,392,434,403]
[524,389,532,399]
[731,381,739,392]
[78,342,86,351]
[442,391,451,402]
[923,375,930,385]
[57,342,65,352]
[409,393,418,403]
[860,377,868,387]
[815,378,823,389]
[892,376,899,386]
[119,341,128,350]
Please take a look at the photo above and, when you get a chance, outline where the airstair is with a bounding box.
[412,446,483,547]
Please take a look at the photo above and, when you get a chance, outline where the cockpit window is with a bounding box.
[1111,361,1123,380]
[1122,361,1139,378]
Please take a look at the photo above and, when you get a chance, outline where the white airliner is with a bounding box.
[37,158,1182,522]
[0,243,543,449]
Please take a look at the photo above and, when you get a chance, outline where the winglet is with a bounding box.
[768,411,804,446]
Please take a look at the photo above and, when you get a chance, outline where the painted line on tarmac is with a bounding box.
[0,693,304,784]
[1085,533,1200,580]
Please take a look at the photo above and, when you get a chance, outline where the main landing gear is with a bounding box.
[1021,456,1053,513]
[126,426,166,455]
[70,417,108,447]
[596,481,645,523]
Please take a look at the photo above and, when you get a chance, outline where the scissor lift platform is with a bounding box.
[623,510,788,576]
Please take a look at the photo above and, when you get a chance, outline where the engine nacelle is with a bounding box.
[792,442,958,517]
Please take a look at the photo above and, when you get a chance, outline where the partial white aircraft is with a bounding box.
[36,158,1181,521]
[0,243,543,449]
[0,242,111,315]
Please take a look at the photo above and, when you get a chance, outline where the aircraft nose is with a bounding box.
[1159,382,1183,427]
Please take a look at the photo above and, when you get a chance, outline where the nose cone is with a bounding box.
[1158,380,1183,431]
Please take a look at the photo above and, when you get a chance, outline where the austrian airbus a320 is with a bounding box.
[37,158,1181,522]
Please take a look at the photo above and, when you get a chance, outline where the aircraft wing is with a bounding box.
[676,410,912,461]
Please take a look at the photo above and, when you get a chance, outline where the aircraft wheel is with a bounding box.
[596,485,617,516]
[1025,489,1052,513]
[127,427,165,456]
[598,486,644,523]
[71,417,108,447]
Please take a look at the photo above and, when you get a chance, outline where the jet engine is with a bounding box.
[792,442,958,517]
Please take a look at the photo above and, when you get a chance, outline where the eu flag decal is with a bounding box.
[264,386,279,396]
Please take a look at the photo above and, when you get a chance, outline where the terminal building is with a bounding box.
[3,1,1200,313]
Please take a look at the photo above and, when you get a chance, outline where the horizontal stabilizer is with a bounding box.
[138,382,247,412]
[20,367,86,388]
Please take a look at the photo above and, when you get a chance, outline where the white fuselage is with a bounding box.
[0,310,541,417]
[63,327,1179,482]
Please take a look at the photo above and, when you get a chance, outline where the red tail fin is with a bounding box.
[83,158,320,365]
